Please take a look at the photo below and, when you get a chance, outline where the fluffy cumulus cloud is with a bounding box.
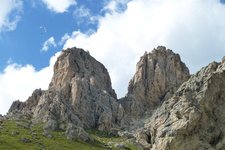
[0,52,60,115]
[42,0,76,13]
[41,36,57,52]
[0,0,23,32]
[63,0,225,97]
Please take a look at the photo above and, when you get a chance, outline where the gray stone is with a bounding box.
[0,114,4,124]
[43,130,53,138]
[136,58,225,150]
[118,131,134,139]
[20,137,31,143]
[66,123,92,142]
[121,46,190,118]
[114,143,125,149]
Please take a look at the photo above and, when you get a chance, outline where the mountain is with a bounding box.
[120,46,190,118]
[3,46,225,150]
[136,58,225,149]
[7,47,124,141]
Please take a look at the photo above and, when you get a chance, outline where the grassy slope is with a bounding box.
[0,120,138,150]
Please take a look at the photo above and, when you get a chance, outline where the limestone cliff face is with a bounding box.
[136,59,225,150]
[8,48,123,134]
[121,46,190,117]
[45,48,120,130]
[49,48,117,99]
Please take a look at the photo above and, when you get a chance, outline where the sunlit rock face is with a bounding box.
[8,47,123,134]
[121,46,190,117]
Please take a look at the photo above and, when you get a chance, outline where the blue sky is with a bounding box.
[0,0,105,71]
[1,0,225,114]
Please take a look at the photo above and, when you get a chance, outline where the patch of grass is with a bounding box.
[88,129,138,150]
[0,120,138,150]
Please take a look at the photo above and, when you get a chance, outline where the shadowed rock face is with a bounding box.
[8,47,123,132]
[0,114,4,122]
[121,46,190,117]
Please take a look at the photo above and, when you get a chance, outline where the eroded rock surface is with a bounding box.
[137,60,225,150]
[121,46,190,117]
[8,47,124,139]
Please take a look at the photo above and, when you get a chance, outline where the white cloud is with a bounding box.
[41,36,56,52]
[0,52,61,115]
[0,0,23,32]
[103,0,130,14]
[63,0,225,98]
[59,33,70,46]
[74,5,91,18]
[73,5,99,25]
[42,0,76,13]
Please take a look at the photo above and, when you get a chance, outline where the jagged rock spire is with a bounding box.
[122,46,190,117]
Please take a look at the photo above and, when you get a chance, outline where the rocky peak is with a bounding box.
[49,48,117,99]
[135,57,225,150]
[8,47,123,138]
[8,100,24,113]
[8,89,43,115]
[123,46,190,117]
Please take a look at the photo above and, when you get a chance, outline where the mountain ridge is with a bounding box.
[4,46,225,150]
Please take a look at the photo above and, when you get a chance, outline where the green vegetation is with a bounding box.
[88,130,138,150]
[0,120,138,150]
